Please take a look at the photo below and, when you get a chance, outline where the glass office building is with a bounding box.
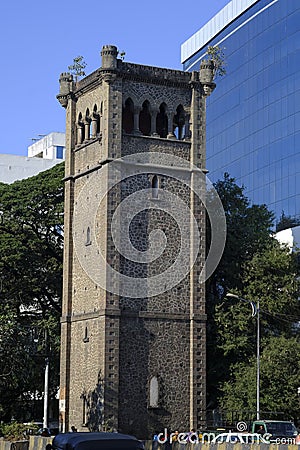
[182,0,300,222]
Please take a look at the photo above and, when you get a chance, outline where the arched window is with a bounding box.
[173,104,185,140]
[98,102,103,134]
[92,104,100,137]
[77,112,85,144]
[85,108,91,140]
[152,175,159,199]
[122,98,134,134]
[149,376,159,408]
[139,100,151,136]
[156,103,168,138]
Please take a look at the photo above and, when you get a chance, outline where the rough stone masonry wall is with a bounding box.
[113,166,205,436]
[58,44,209,437]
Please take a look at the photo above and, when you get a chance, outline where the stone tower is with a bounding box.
[57,45,215,438]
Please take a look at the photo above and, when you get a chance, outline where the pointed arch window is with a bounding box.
[139,100,151,136]
[77,112,85,144]
[173,104,185,140]
[85,108,91,141]
[92,104,100,138]
[100,101,103,134]
[122,98,134,134]
[156,103,168,138]
[152,175,159,199]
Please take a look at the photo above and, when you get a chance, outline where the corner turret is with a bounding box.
[199,60,216,96]
[100,45,118,69]
[57,72,74,108]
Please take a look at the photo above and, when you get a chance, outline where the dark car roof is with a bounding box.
[52,432,144,450]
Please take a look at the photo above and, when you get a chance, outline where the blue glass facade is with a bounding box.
[182,0,300,221]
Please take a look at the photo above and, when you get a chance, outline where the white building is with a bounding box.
[276,226,300,252]
[0,132,65,184]
[27,132,65,160]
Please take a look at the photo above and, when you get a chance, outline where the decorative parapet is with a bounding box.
[119,61,191,88]
[75,45,193,91]
[57,45,217,104]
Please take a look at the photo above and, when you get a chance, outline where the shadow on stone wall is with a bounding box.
[82,370,118,432]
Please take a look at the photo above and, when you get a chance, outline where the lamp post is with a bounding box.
[43,355,49,430]
[226,292,260,420]
[34,327,49,429]
[43,328,49,430]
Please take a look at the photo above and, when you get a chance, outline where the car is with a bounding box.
[52,432,144,450]
[252,420,298,441]
[37,427,59,437]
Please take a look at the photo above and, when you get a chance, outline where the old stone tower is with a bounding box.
[57,45,215,438]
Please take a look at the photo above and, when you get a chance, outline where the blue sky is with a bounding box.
[0,0,229,156]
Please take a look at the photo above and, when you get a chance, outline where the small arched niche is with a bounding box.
[149,375,159,408]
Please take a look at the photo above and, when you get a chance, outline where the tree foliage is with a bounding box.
[207,173,274,296]
[0,163,64,422]
[68,56,87,80]
[206,173,300,420]
[221,336,300,420]
[207,45,227,78]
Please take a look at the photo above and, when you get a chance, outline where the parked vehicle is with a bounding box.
[52,432,144,450]
[251,420,298,441]
[37,427,59,437]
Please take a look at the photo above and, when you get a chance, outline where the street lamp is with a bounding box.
[226,292,260,420]
[34,327,49,429]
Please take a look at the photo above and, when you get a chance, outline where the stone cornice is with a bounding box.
[63,150,207,183]
[61,309,207,323]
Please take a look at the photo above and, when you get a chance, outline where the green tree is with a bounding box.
[215,241,299,365]
[206,173,300,414]
[207,45,227,78]
[207,173,274,296]
[0,162,64,421]
[217,242,300,420]
[68,56,87,80]
[221,336,300,421]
